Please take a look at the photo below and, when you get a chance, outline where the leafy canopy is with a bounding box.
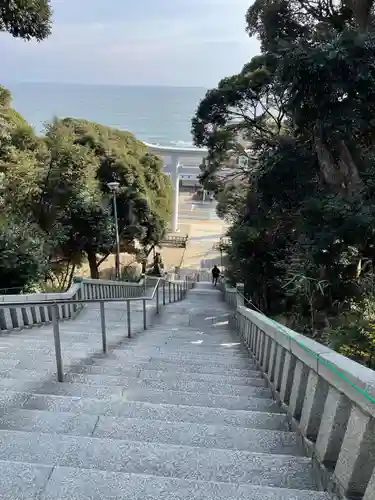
[0,87,172,287]
[192,0,375,368]
[0,0,52,40]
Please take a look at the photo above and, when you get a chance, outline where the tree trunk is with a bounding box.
[66,264,76,290]
[348,0,374,31]
[87,251,99,279]
[314,135,364,199]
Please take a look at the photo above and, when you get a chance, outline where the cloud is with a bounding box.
[0,0,260,86]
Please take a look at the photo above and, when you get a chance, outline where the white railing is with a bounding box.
[223,284,375,500]
[0,277,147,332]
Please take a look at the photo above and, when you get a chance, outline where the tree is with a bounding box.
[192,53,287,187]
[191,0,375,366]
[0,87,172,286]
[0,0,52,40]
[0,219,49,293]
[38,118,172,278]
[0,86,45,219]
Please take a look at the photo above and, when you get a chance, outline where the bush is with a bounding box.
[0,221,49,293]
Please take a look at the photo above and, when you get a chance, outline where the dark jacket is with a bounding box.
[212,267,220,278]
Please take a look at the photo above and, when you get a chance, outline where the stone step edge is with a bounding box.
[0,367,264,385]
[0,427,313,463]
[0,459,331,498]
[0,379,272,401]
[21,393,287,422]
[0,410,295,443]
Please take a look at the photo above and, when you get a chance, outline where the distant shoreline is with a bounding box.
[3,81,208,91]
[4,82,204,145]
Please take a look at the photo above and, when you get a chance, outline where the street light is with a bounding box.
[107,181,121,281]
[220,237,223,269]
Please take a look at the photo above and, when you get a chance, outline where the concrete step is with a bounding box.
[0,359,22,370]
[0,380,123,399]
[0,429,320,489]
[0,410,297,454]
[69,364,263,386]
[121,357,258,373]
[0,368,54,381]
[99,351,252,366]
[136,348,251,361]
[0,409,98,436]
[23,394,287,427]
[120,386,277,411]
[64,372,269,396]
[113,343,250,357]
[0,327,239,348]
[42,466,332,500]
[0,459,53,500]
[13,356,259,379]
[14,356,148,371]
[93,416,299,454]
[137,369,265,387]
[0,286,329,498]
[0,389,30,410]
[16,381,279,411]
[138,378,269,398]
[0,340,104,352]
[0,367,266,394]
[123,359,259,377]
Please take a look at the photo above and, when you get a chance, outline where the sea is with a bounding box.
[5,82,207,147]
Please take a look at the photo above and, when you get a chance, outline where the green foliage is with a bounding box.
[0,86,11,107]
[42,118,172,277]
[0,219,49,293]
[192,0,375,366]
[0,0,52,40]
[0,87,172,288]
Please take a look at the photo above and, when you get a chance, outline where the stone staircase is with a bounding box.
[0,281,332,499]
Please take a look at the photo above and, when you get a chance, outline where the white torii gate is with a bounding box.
[144,142,208,232]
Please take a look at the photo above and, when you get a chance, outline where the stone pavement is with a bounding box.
[0,282,331,499]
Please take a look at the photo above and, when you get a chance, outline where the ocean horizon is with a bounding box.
[3,81,207,146]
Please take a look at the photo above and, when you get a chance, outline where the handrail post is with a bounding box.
[156,282,160,314]
[163,280,166,305]
[143,299,147,329]
[52,303,64,383]
[100,301,107,353]
[168,282,171,303]
[127,300,131,338]
[173,283,176,302]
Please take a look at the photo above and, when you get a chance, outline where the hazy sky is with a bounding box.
[0,0,260,87]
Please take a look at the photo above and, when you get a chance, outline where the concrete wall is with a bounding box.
[0,277,146,332]
[224,286,375,500]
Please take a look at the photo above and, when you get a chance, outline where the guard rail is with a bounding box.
[223,284,375,500]
[1,277,193,383]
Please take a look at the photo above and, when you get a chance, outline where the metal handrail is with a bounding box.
[0,277,187,307]
[2,276,193,383]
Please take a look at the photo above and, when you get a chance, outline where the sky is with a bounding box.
[0,0,260,87]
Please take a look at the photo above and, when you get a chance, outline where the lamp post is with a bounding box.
[107,181,121,281]
[220,237,223,269]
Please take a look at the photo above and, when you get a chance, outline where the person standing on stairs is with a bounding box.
[211,265,220,286]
